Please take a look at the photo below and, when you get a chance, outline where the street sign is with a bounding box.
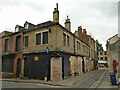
[46,47,50,54]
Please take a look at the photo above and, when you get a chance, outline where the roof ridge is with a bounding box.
[37,20,53,26]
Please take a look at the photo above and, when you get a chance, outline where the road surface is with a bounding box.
[2,69,106,88]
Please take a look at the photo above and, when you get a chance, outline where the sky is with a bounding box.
[0,0,119,50]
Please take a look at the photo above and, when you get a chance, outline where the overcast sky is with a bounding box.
[0,0,119,50]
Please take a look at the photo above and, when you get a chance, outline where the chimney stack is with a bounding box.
[65,15,71,32]
[78,26,82,33]
[53,3,59,23]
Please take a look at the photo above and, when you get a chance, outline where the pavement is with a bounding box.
[97,68,119,88]
[1,68,119,88]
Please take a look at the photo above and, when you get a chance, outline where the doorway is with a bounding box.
[16,59,21,77]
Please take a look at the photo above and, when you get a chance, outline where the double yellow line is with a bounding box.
[90,69,106,89]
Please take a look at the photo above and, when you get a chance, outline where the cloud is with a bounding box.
[0,0,21,7]
[0,0,118,50]
[60,1,118,50]
[0,0,48,12]
[22,2,46,12]
[88,2,118,18]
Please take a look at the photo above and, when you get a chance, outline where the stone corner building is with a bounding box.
[1,3,97,81]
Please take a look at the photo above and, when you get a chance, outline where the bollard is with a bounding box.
[44,77,47,81]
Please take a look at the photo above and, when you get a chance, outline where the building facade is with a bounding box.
[106,34,119,72]
[1,3,97,81]
[98,51,108,68]
[88,35,96,71]
[106,34,120,84]
[2,30,23,78]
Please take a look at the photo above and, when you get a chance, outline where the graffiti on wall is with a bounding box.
[52,67,60,80]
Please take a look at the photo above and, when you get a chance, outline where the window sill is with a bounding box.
[36,44,48,46]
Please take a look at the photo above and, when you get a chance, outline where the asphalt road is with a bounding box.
[2,69,106,88]
[72,69,105,88]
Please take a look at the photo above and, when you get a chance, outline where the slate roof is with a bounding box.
[37,21,55,28]
[23,21,56,33]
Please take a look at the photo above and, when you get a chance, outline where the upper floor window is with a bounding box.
[15,36,21,52]
[5,38,9,51]
[105,57,107,60]
[83,45,86,53]
[25,23,29,29]
[63,33,66,46]
[36,31,48,45]
[100,52,103,55]
[67,35,69,46]
[77,41,80,50]
[25,36,29,47]
[43,32,48,44]
[100,57,103,60]
[104,51,107,55]
[36,33,41,45]
[63,33,69,46]
[15,27,19,32]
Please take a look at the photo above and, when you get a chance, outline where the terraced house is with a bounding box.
[1,3,97,81]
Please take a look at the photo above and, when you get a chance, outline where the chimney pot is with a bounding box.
[78,26,82,29]
[56,3,58,10]
[83,29,87,35]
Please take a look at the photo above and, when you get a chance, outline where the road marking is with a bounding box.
[90,69,106,89]
[36,84,61,87]
[72,69,105,87]
[5,82,13,84]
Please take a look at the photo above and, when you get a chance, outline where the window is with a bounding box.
[77,41,80,50]
[36,31,48,45]
[25,36,29,47]
[2,58,14,73]
[43,32,48,44]
[63,33,66,46]
[104,51,107,55]
[83,45,87,53]
[77,41,79,49]
[15,27,19,32]
[15,36,21,52]
[36,33,41,45]
[105,57,107,60]
[63,33,70,46]
[5,39,9,51]
[100,52,103,55]
[25,23,29,29]
[67,35,69,46]
[100,57,103,60]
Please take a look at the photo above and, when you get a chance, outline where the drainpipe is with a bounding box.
[118,2,120,86]
[0,33,2,79]
[73,35,75,55]
[21,31,24,78]
[118,39,120,86]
